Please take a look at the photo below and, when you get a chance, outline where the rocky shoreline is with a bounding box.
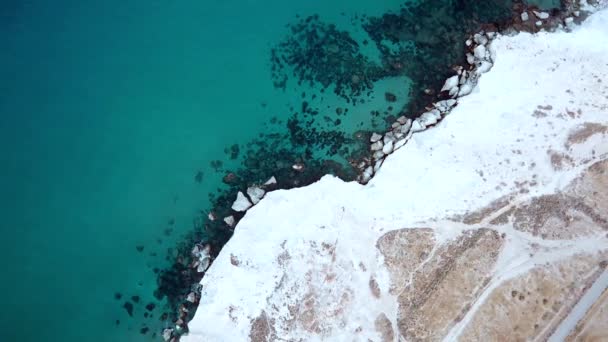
[157,1,602,340]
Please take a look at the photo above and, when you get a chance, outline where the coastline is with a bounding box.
[182,1,608,339]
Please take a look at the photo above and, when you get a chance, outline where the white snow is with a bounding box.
[184,5,608,342]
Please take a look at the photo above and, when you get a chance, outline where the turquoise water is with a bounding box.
[0,0,407,340]
[0,0,559,341]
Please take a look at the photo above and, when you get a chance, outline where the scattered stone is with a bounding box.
[231,191,252,212]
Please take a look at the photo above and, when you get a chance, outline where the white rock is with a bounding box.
[373,150,385,161]
[207,212,216,221]
[396,116,408,125]
[370,133,382,143]
[574,11,580,17]
[458,82,474,97]
[231,191,252,212]
[521,12,529,21]
[247,186,266,205]
[264,176,277,185]
[465,39,472,46]
[448,86,460,97]
[410,119,425,133]
[466,53,476,65]
[371,141,383,151]
[435,99,457,113]
[473,33,488,45]
[186,292,197,303]
[459,71,468,85]
[391,122,401,129]
[382,141,394,155]
[476,60,493,74]
[441,75,459,92]
[486,32,496,39]
[400,119,412,133]
[197,257,211,273]
[536,20,543,27]
[565,17,574,26]
[383,132,396,144]
[223,215,235,227]
[533,11,550,20]
[474,44,487,60]
[418,110,440,127]
[373,159,384,173]
[292,163,304,171]
[393,138,407,151]
[162,328,174,341]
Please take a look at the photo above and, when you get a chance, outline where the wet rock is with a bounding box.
[146,303,156,311]
[131,296,140,303]
[140,327,149,335]
[385,92,397,102]
[136,245,144,252]
[114,292,122,300]
[194,170,204,183]
[123,302,134,317]
[231,191,252,212]
[222,172,238,185]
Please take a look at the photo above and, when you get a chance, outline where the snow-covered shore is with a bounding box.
[183,4,608,341]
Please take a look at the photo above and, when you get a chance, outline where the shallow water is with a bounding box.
[0,0,559,340]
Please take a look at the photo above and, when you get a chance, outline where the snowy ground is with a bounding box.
[183,4,608,342]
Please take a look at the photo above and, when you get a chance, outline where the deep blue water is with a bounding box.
[0,0,560,340]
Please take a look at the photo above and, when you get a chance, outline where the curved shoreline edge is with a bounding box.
[167,1,607,340]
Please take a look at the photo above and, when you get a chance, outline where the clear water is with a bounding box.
[0,0,559,341]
